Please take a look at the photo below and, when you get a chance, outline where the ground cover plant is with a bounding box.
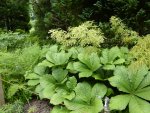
[0,10,150,113]
[24,44,149,113]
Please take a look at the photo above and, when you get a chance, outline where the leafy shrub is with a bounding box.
[0,31,28,51]
[109,65,150,113]
[0,100,24,113]
[0,44,49,102]
[25,45,131,113]
[49,21,104,47]
[100,16,139,47]
[130,34,150,68]
[110,16,139,40]
[0,44,44,75]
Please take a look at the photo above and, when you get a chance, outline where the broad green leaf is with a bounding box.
[129,65,148,90]
[109,66,131,93]
[35,85,44,98]
[79,71,93,78]
[7,84,23,98]
[24,73,39,79]
[91,83,107,99]
[68,47,80,59]
[109,65,150,112]
[51,89,75,105]
[100,47,127,67]
[38,60,54,68]
[110,95,131,110]
[92,73,103,80]
[106,88,114,96]
[73,62,93,78]
[64,97,103,113]
[39,75,55,87]
[66,62,76,71]
[52,68,68,82]
[64,91,75,100]
[78,53,101,71]
[135,86,150,101]
[129,96,150,113]
[27,80,39,86]
[42,84,56,99]
[120,47,129,53]
[50,89,67,105]
[113,58,125,64]
[46,51,70,65]
[73,62,90,72]
[51,106,70,113]
[108,46,121,61]
[100,49,109,64]
[103,65,115,70]
[64,100,87,111]
[66,76,77,90]
[138,72,150,89]
[49,45,58,53]
[34,65,46,75]
[75,82,92,103]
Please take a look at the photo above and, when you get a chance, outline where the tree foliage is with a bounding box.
[0,0,30,31]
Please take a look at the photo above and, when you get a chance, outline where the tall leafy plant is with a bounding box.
[130,35,150,68]
[109,65,150,113]
[0,44,48,102]
[49,21,104,47]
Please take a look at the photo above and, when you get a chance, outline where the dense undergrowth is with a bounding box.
[0,16,150,113]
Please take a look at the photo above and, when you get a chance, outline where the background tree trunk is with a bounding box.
[0,75,5,106]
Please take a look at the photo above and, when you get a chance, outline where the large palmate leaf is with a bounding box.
[109,65,150,113]
[129,96,150,113]
[78,52,101,71]
[25,71,41,87]
[50,89,75,105]
[52,68,68,83]
[64,82,107,113]
[100,47,128,70]
[73,62,93,77]
[40,69,76,104]
[68,47,84,59]
[109,95,131,110]
[46,51,71,66]
[34,65,47,75]
[51,106,70,113]
[66,76,77,90]
[73,52,101,78]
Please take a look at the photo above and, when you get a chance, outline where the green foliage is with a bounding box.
[100,46,129,70]
[30,0,84,38]
[51,106,71,113]
[100,16,139,47]
[109,65,150,113]
[49,21,104,47]
[93,0,150,35]
[30,0,150,39]
[0,44,48,102]
[0,44,44,75]
[0,100,24,113]
[25,45,132,113]
[73,52,101,78]
[130,35,150,68]
[0,0,30,31]
[64,82,107,113]
[110,16,139,43]
[0,31,28,51]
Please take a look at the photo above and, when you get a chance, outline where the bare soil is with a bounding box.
[24,99,52,113]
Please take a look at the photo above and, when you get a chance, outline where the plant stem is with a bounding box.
[103,97,110,113]
[0,75,5,105]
